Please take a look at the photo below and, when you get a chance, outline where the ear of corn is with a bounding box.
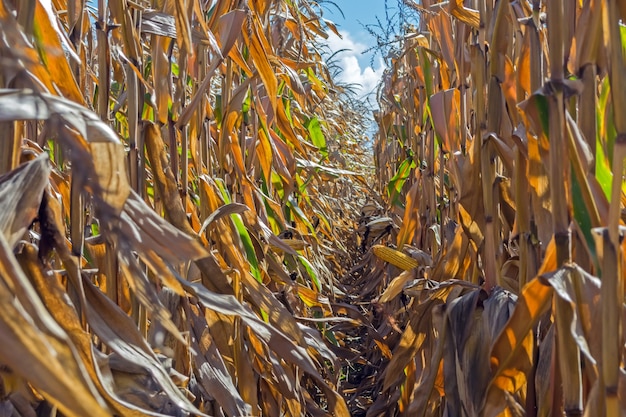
[372,244,420,270]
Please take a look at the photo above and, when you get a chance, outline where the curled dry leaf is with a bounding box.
[0,153,50,248]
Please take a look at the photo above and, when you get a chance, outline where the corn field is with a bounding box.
[0,0,625,416]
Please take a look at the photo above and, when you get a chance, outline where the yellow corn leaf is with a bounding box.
[296,284,326,309]
[449,0,480,29]
[245,14,278,115]
[256,127,274,182]
[379,269,417,303]
[34,0,84,103]
[276,98,307,154]
[152,36,171,124]
[0,2,58,95]
[396,181,421,249]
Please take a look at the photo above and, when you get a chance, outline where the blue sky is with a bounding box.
[319,1,391,101]
[321,0,388,49]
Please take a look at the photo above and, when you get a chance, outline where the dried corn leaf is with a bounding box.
[0,234,110,417]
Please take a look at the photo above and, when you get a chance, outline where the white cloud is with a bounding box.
[324,31,385,100]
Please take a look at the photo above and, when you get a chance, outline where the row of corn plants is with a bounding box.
[357,0,626,415]
[0,0,374,416]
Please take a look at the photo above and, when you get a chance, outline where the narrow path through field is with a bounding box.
[330,197,402,416]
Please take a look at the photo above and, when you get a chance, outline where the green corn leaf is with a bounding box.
[306,117,328,158]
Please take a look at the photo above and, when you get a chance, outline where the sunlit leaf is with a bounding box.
[305,116,328,159]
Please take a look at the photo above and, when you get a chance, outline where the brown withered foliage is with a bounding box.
[1,1,626,417]
[0,0,371,416]
[352,1,626,416]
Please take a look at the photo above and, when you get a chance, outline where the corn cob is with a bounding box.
[270,238,309,252]
[372,245,420,270]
